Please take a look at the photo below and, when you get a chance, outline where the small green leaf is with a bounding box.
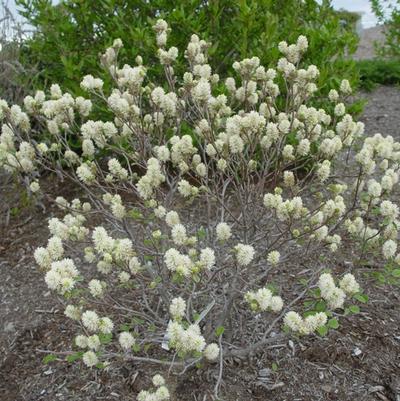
[43,354,57,364]
[327,318,339,329]
[317,325,328,336]
[144,343,152,352]
[99,333,113,344]
[215,326,225,336]
[66,352,83,363]
[315,300,327,312]
[129,208,143,219]
[392,269,400,277]
[119,324,130,332]
[354,293,368,303]
[132,317,145,325]
[197,227,206,239]
[132,343,140,353]
[349,305,360,314]
[271,362,278,372]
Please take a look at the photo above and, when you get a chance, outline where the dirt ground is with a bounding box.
[1,86,400,401]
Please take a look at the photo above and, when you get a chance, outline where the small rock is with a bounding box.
[258,368,271,377]
[321,385,332,393]
[352,347,362,356]
[4,322,15,332]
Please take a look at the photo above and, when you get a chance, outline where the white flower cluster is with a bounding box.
[284,311,327,335]
[216,222,232,241]
[89,226,134,274]
[164,245,215,277]
[319,272,359,310]
[166,311,219,361]
[137,374,170,401]
[136,158,165,199]
[234,244,255,266]
[263,191,306,221]
[245,287,283,312]
[167,321,206,355]
[44,258,79,294]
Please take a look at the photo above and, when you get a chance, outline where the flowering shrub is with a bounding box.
[0,19,399,397]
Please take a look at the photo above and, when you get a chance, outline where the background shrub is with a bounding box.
[371,0,400,57]
[357,59,400,90]
[16,0,359,97]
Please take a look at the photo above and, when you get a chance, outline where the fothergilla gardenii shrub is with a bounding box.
[0,19,398,399]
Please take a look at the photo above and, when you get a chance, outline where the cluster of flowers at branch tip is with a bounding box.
[138,375,170,401]
[1,17,398,396]
[284,272,360,335]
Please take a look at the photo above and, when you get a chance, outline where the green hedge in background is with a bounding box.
[357,59,400,90]
[16,0,359,99]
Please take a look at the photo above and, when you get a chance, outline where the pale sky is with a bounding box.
[2,0,391,29]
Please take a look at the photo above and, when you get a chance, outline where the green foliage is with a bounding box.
[42,353,57,364]
[16,0,358,100]
[371,0,400,57]
[369,260,400,285]
[357,59,400,90]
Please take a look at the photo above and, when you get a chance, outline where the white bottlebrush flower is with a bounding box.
[334,103,345,117]
[119,331,135,350]
[75,335,88,348]
[267,250,280,265]
[216,222,232,241]
[81,75,103,91]
[64,305,81,321]
[383,239,397,259]
[119,271,131,283]
[284,311,303,332]
[81,310,99,332]
[169,297,186,320]
[340,79,352,94]
[303,312,328,334]
[339,273,360,295]
[29,181,40,193]
[171,223,187,245]
[152,374,166,387]
[199,248,215,270]
[270,296,284,312]
[82,351,98,367]
[164,248,192,276]
[88,279,104,297]
[234,244,255,266]
[155,386,170,401]
[87,334,101,350]
[154,205,166,218]
[204,343,220,360]
[165,211,180,227]
[129,256,142,274]
[98,317,114,334]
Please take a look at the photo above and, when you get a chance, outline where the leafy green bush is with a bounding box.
[16,0,358,98]
[357,59,400,90]
[371,0,400,57]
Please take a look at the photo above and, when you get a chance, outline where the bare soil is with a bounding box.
[1,87,400,401]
